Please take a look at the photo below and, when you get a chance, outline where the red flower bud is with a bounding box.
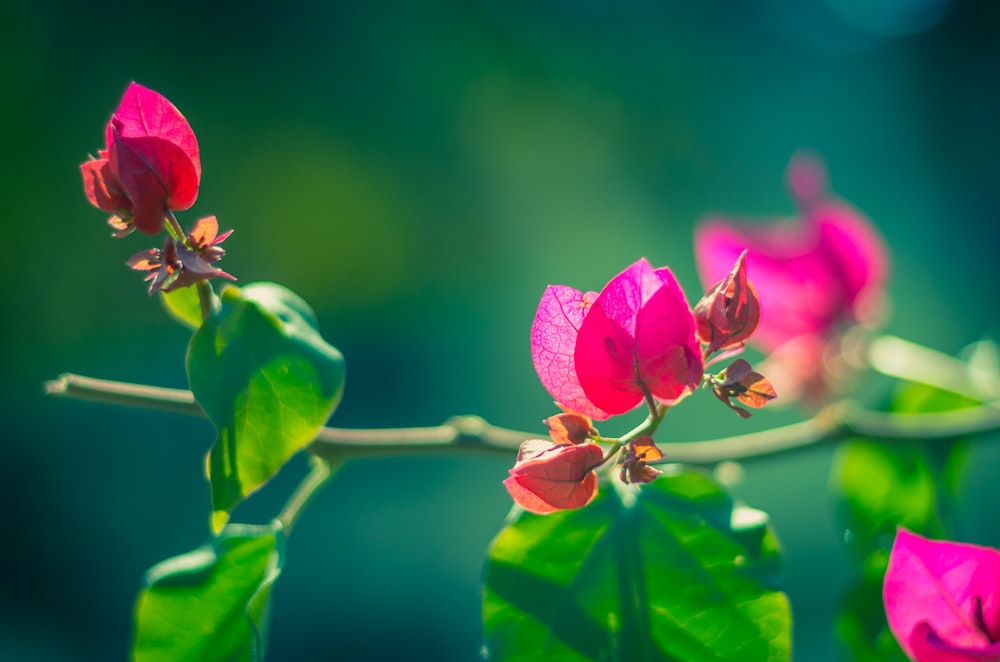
[503,441,604,514]
[692,250,760,356]
[81,82,201,235]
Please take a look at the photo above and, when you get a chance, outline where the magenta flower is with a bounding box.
[694,152,888,353]
[884,528,1000,662]
[531,258,704,420]
[81,82,201,235]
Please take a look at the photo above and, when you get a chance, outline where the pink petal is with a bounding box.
[531,285,610,420]
[109,131,170,235]
[695,217,842,349]
[575,259,703,415]
[909,622,1000,662]
[813,202,889,314]
[80,158,129,214]
[107,82,201,213]
[884,529,1000,661]
[694,153,888,351]
[108,83,200,178]
[786,149,829,207]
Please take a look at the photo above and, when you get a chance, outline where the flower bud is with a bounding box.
[503,441,604,514]
[692,250,760,356]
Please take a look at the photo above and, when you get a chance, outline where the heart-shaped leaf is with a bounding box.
[484,468,790,661]
[133,522,284,662]
[187,282,345,531]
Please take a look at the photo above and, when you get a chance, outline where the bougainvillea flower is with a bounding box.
[884,528,1000,662]
[531,259,704,420]
[692,250,761,357]
[81,82,201,235]
[503,441,604,514]
[694,151,888,353]
[127,216,234,294]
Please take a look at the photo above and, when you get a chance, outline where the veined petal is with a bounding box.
[108,82,200,182]
[884,529,1000,661]
[575,259,703,415]
[531,285,610,420]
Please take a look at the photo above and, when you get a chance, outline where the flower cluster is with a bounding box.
[695,151,888,403]
[81,82,232,294]
[884,528,1000,661]
[506,255,773,514]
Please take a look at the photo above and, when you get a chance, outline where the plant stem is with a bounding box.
[164,210,186,242]
[276,457,341,535]
[44,373,1000,465]
[196,280,215,322]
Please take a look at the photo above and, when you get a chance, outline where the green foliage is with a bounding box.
[830,380,981,659]
[832,551,907,662]
[160,286,211,330]
[187,283,346,531]
[483,468,791,662]
[133,522,285,662]
[832,438,945,561]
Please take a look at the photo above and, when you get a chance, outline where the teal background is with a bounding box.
[3,0,999,659]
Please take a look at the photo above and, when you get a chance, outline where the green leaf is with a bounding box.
[187,283,346,531]
[831,438,945,561]
[160,285,209,330]
[483,468,791,662]
[833,551,908,662]
[133,522,285,662]
[830,379,981,657]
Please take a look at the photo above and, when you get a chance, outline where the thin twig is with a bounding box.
[44,373,1000,466]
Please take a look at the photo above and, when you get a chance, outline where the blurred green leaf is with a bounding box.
[833,551,907,662]
[187,283,346,531]
[483,468,790,661]
[831,438,944,561]
[891,381,978,504]
[830,379,982,659]
[133,522,284,662]
[159,286,208,330]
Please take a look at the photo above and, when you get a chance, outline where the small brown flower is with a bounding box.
[127,216,234,294]
[711,358,777,419]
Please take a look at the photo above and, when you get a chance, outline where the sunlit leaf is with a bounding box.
[159,285,208,330]
[187,282,345,531]
[133,522,284,662]
[484,468,790,661]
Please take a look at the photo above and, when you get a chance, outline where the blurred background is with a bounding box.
[2,0,999,659]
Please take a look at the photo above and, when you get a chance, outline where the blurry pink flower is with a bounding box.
[531,259,704,420]
[503,441,604,514]
[694,151,888,353]
[81,82,201,235]
[884,528,1000,662]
